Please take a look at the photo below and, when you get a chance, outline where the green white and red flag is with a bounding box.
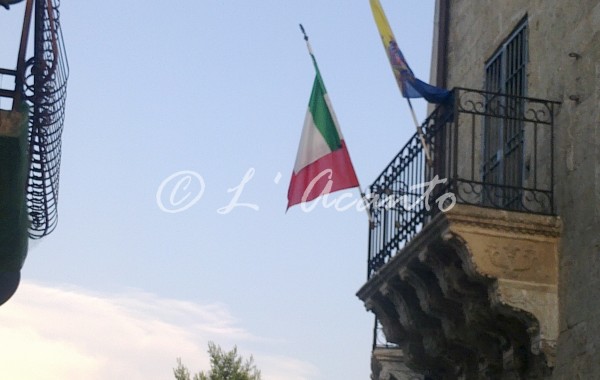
[287,50,359,209]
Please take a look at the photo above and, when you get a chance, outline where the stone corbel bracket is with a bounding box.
[441,204,561,366]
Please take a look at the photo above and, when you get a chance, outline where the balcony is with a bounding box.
[358,88,561,379]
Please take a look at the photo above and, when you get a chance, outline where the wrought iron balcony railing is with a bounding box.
[1,0,69,239]
[367,87,559,278]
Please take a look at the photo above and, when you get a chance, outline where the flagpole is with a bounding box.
[298,24,372,222]
[368,0,435,167]
[406,98,433,166]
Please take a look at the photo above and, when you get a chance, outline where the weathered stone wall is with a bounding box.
[440,0,600,378]
[371,348,424,380]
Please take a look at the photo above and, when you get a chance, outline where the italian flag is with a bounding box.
[287,59,359,209]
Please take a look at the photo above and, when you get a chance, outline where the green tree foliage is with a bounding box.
[174,342,261,380]
[174,358,192,380]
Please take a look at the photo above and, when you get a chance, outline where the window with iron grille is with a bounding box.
[483,19,528,208]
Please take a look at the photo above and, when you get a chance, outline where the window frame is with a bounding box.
[482,19,528,207]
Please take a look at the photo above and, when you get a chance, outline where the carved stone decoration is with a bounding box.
[371,348,425,380]
[492,279,559,367]
[358,204,561,379]
[365,296,406,345]
[443,204,560,366]
[488,245,537,273]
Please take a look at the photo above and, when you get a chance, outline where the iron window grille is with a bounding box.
[483,20,528,208]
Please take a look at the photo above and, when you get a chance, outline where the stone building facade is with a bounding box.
[358,1,600,379]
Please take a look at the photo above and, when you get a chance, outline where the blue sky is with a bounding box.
[0,1,436,379]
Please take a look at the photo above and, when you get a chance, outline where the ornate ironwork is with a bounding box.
[456,88,555,124]
[367,88,558,278]
[0,0,68,238]
[25,0,69,238]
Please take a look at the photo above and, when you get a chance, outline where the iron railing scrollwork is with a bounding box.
[367,88,558,279]
[0,0,68,238]
[25,0,69,238]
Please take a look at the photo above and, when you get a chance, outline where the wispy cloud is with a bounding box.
[0,282,317,380]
